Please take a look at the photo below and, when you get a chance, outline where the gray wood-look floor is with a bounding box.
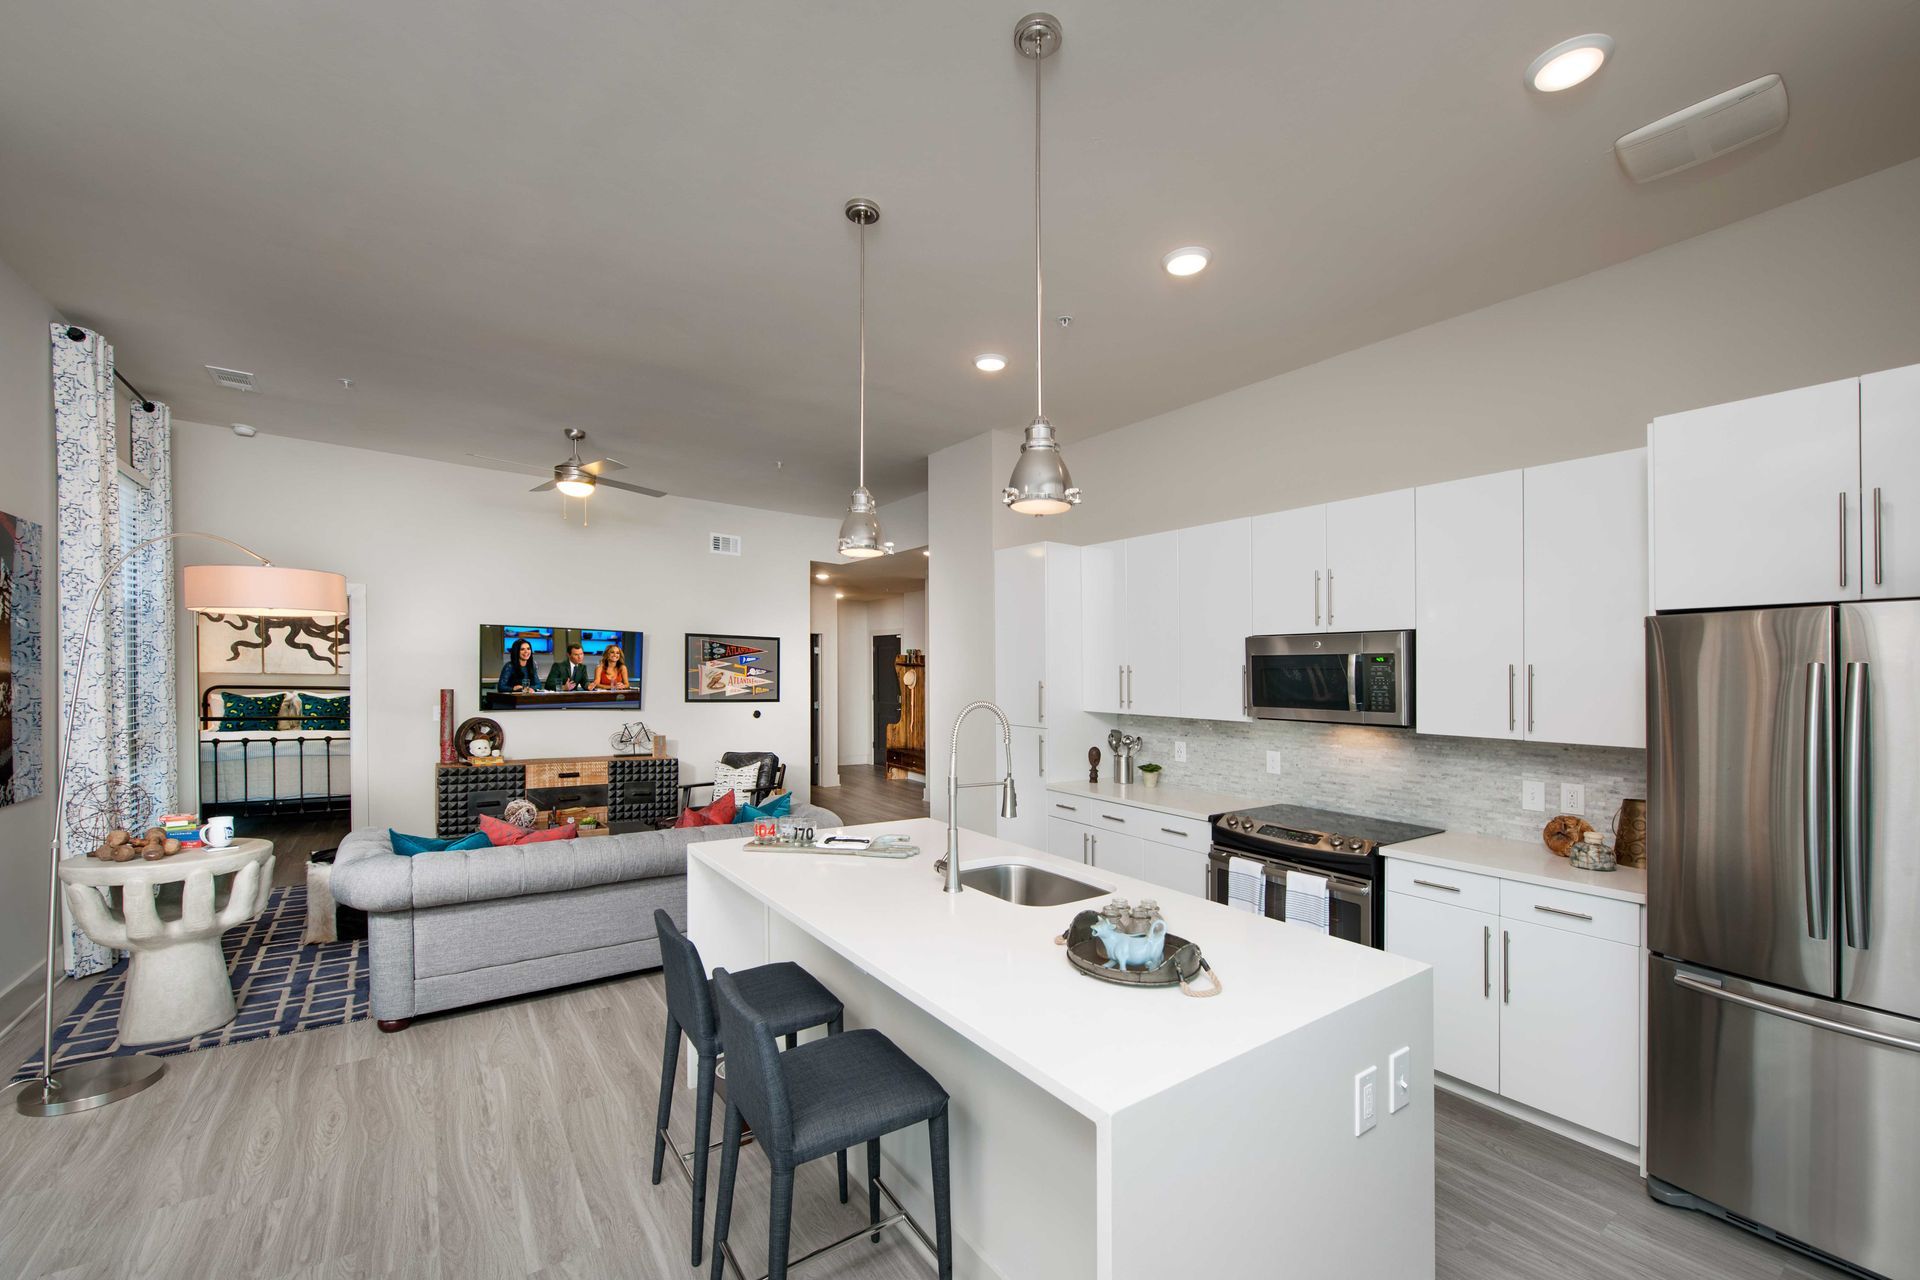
[1,969,1853,1280]
[811,766,929,827]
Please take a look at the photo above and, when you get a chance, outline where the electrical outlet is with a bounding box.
[1266,750,1284,775]
[1522,779,1546,812]
[1388,1047,1412,1114]
[1174,740,1187,764]
[1354,1066,1378,1136]
[1561,782,1586,814]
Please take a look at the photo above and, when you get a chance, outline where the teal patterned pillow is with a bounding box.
[217,691,286,733]
[299,692,350,732]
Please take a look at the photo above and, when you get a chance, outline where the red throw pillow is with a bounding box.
[671,790,739,829]
[478,813,578,845]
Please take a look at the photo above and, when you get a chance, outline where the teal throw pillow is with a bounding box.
[299,692,351,732]
[217,690,287,733]
[389,829,493,857]
[735,792,793,823]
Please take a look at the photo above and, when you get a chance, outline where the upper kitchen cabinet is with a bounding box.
[1324,489,1417,632]
[1082,542,1124,714]
[995,542,1083,728]
[1861,362,1920,599]
[1417,470,1525,741]
[1650,377,1861,610]
[1250,492,1415,636]
[1123,532,1182,717]
[1178,518,1252,721]
[1522,450,1649,749]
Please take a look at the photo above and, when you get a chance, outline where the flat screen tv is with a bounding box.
[480,624,643,711]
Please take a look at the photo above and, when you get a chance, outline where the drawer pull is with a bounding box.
[1482,926,1491,998]
[1412,879,1460,893]
[1101,814,1126,824]
[1160,827,1186,838]
[1533,904,1594,922]
[1054,803,1077,812]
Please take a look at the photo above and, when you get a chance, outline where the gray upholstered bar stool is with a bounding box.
[651,910,845,1269]
[709,966,953,1280]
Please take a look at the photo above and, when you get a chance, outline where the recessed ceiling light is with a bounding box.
[1162,246,1211,277]
[974,353,1008,373]
[835,591,846,600]
[922,549,930,557]
[231,424,257,438]
[1526,34,1613,92]
[815,571,831,581]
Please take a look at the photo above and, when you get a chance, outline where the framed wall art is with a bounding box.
[684,633,779,703]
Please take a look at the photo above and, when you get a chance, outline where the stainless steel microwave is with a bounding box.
[1244,631,1414,727]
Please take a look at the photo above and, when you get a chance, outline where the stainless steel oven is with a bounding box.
[1245,630,1413,727]
[1206,847,1375,947]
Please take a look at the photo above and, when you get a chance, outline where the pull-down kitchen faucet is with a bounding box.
[936,700,1018,893]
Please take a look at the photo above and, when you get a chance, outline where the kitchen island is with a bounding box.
[687,816,1434,1280]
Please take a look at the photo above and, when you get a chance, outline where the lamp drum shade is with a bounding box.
[182,564,347,618]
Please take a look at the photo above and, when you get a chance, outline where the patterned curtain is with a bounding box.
[50,324,178,976]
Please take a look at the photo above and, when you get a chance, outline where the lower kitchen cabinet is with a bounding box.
[1386,892,1501,1095]
[1044,792,1212,896]
[1047,813,1091,864]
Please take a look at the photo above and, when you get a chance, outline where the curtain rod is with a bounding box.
[63,325,156,413]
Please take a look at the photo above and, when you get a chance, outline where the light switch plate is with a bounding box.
[1174,740,1187,763]
[1354,1066,1378,1136]
[1522,779,1546,811]
[1388,1047,1411,1114]
[1266,750,1284,775]
[1561,783,1586,814]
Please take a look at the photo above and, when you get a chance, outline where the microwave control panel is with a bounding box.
[1359,654,1398,712]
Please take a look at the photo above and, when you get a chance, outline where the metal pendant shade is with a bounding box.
[1003,12,1081,516]
[839,198,891,559]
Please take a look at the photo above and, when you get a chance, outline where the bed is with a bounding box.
[198,685,351,818]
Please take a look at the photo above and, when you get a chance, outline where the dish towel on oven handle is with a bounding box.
[1227,856,1267,914]
[1284,868,1330,934]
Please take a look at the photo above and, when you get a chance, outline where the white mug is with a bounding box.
[199,815,235,849]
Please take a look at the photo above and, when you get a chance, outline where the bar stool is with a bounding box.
[651,910,845,1268]
[709,966,954,1280]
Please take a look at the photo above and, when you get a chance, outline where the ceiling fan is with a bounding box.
[468,428,665,519]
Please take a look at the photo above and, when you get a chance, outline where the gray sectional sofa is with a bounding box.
[328,804,841,1029]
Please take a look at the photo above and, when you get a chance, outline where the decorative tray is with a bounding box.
[1056,910,1221,997]
[742,837,920,860]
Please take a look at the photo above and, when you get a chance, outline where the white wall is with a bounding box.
[835,599,871,767]
[1055,156,1920,545]
[901,588,926,654]
[0,257,59,1028]
[808,584,839,789]
[172,422,837,834]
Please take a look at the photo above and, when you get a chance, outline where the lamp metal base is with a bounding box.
[12,1054,166,1117]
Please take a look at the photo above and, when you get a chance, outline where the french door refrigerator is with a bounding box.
[1647,602,1920,1280]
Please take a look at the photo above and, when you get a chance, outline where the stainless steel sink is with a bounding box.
[959,862,1106,907]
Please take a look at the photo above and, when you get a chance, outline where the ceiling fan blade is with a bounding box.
[580,457,628,475]
[596,477,667,498]
[529,479,558,493]
[466,451,545,473]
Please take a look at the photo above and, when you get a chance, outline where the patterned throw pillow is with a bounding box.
[299,692,351,732]
[217,691,289,733]
[713,761,763,804]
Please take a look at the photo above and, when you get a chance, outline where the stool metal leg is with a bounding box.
[650,1015,680,1185]
[929,1108,953,1280]
[709,1103,744,1280]
[831,1016,848,1205]
[690,1048,718,1267]
[867,1138,882,1242]
[767,1163,795,1280]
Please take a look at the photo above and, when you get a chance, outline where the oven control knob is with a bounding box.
[1329,837,1346,849]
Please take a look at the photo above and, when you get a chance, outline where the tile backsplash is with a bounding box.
[1105,715,1646,845]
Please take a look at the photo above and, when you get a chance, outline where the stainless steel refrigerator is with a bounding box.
[1647,602,1920,1280]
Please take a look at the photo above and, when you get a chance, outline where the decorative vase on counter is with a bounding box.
[1612,798,1647,868]
[1569,831,1618,873]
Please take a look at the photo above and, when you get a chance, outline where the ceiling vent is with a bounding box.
[1614,74,1787,184]
[204,365,256,391]
[709,533,743,556]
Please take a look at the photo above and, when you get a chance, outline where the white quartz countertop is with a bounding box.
[1386,830,1647,905]
[691,817,1426,1120]
[1042,778,1259,823]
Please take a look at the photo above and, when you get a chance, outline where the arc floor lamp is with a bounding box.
[15,533,346,1117]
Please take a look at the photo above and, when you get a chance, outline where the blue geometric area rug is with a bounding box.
[12,885,368,1083]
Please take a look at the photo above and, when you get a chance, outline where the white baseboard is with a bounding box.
[1436,1075,1641,1167]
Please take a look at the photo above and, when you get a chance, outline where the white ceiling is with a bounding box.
[812,548,930,603]
[4,2,1919,516]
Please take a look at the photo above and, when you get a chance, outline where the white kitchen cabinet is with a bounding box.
[1081,542,1124,714]
[1862,363,1920,600]
[1122,532,1181,717]
[1250,505,1327,635]
[1177,518,1252,721]
[996,541,1085,728]
[1386,891,1501,1094]
[1324,489,1417,632]
[1498,916,1640,1144]
[1085,826,1147,881]
[1522,450,1649,749]
[1650,377,1861,611]
[1416,470,1525,741]
[997,726,1048,850]
[1140,834,1210,898]
[1047,812,1091,865]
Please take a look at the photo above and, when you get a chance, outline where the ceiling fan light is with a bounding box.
[1003,417,1081,516]
[838,486,890,558]
[555,477,595,498]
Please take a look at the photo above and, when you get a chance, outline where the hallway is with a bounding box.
[810,765,929,826]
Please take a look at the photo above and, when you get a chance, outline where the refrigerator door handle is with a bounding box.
[1673,971,1920,1054]
[1841,661,1869,950]
[1804,662,1831,941]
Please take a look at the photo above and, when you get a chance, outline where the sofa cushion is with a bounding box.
[390,829,492,857]
[479,813,578,846]
[673,790,738,829]
[735,792,793,823]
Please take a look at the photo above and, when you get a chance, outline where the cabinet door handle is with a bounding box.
[1038,680,1046,725]
[1243,663,1250,719]
[1412,879,1460,893]
[1127,665,1134,708]
[1160,827,1186,838]
[1507,664,1517,732]
[1101,813,1126,824]
[1526,664,1536,734]
[1089,833,1098,865]
[1038,733,1045,778]
[1118,666,1125,708]
[1483,925,1491,998]
[1533,903,1593,922]
[1054,802,1077,812]
[1873,487,1884,587]
[1502,930,1512,1004]
[1839,491,1849,590]
[1314,570,1322,627]
[1327,571,1335,628]
[1081,832,1089,863]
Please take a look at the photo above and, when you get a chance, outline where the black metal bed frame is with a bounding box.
[199,684,350,819]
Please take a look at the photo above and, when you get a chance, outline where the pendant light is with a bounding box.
[1003,12,1081,516]
[838,197,892,559]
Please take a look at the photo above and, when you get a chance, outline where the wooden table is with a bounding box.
[58,837,276,1044]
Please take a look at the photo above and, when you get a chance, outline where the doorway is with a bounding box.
[872,632,902,766]
[809,632,822,788]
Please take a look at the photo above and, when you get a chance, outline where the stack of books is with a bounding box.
[160,814,202,849]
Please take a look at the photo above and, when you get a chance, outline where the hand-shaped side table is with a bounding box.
[57,838,275,1045]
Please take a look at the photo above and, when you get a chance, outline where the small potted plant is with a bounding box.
[1138,762,1163,789]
